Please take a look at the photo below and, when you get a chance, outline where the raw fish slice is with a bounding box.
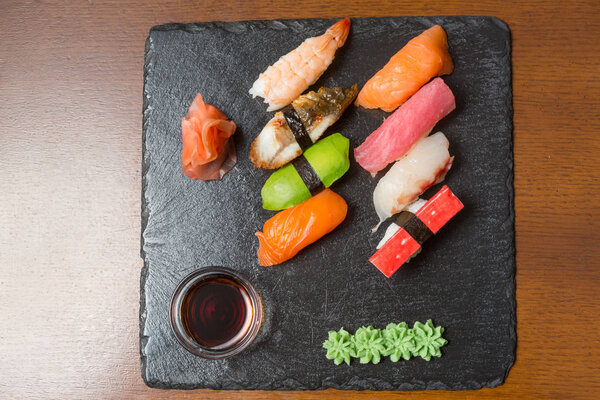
[181,94,237,180]
[250,18,351,111]
[354,78,455,176]
[250,85,357,169]
[356,25,453,112]
[373,132,453,229]
[256,189,347,266]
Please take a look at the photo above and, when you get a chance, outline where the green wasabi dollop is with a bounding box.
[382,322,415,362]
[261,133,350,211]
[411,319,447,361]
[323,320,447,365]
[353,326,386,364]
[322,328,356,366]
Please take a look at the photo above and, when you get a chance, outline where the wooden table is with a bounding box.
[1,1,598,398]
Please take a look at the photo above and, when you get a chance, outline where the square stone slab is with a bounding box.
[141,16,514,390]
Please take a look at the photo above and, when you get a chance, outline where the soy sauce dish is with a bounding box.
[169,267,263,359]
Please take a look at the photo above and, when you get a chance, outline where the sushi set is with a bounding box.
[141,16,515,390]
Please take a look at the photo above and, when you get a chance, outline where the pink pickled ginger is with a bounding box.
[181,94,237,181]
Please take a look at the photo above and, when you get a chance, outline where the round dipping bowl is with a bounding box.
[169,267,263,359]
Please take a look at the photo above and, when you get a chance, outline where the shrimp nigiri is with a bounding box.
[181,94,237,181]
[256,189,347,266]
[249,18,351,112]
[356,25,453,112]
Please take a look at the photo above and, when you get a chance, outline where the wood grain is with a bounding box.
[0,0,598,398]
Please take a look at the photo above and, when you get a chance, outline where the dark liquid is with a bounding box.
[180,277,252,349]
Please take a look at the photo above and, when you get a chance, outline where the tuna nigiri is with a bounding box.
[354,78,455,176]
[250,85,357,169]
[373,132,453,229]
[181,94,237,181]
[250,18,351,111]
[256,189,347,266]
[356,25,453,112]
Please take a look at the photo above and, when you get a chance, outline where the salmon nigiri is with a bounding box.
[181,94,237,181]
[356,25,453,112]
[249,18,351,112]
[256,189,347,266]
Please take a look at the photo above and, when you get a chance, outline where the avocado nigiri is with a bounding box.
[261,133,350,211]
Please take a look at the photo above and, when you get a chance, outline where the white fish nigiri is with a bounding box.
[249,18,350,112]
[373,132,453,229]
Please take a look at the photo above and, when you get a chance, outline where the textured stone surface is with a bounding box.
[141,16,514,390]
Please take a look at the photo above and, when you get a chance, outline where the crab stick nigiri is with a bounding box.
[356,25,453,112]
[370,186,464,278]
[249,18,351,111]
[354,78,455,176]
[181,94,237,181]
[373,132,453,229]
[256,189,347,266]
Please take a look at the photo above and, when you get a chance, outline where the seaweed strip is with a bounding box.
[283,106,312,151]
[292,155,324,195]
[394,212,433,245]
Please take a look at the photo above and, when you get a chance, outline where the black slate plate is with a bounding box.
[141,16,515,390]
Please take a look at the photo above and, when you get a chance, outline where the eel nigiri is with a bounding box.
[250,85,357,169]
[249,18,351,111]
[181,94,237,181]
[256,189,347,266]
[370,186,464,278]
[356,25,453,112]
[354,78,455,176]
[373,132,453,229]
[261,133,350,210]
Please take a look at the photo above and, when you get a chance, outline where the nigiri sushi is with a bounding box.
[370,186,464,278]
[261,133,349,210]
[373,132,453,229]
[356,25,454,112]
[354,78,455,176]
[181,94,237,180]
[249,18,351,111]
[256,189,347,266]
[250,85,357,169]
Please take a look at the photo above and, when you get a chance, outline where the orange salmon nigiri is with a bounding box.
[256,189,347,266]
[356,25,453,112]
[181,94,237,181]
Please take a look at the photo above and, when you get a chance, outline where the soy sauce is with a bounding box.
[180,276,253,349]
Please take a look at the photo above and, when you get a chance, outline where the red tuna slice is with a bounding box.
[354,78,455,176]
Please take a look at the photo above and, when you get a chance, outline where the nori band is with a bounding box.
[292,155,324,195]
[283,106,312,151]
[394,211,433,245]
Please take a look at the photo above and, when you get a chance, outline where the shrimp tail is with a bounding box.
[327,18,351,47]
